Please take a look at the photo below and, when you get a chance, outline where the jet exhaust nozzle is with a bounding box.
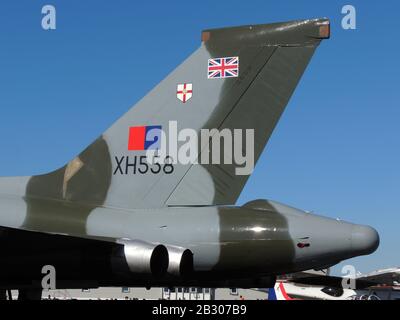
[166,245,194,277]
[113,240,169,277]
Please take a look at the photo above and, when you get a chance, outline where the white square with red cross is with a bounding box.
[176,83,193,103]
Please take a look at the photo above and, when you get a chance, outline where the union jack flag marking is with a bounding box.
[208,56,239,79]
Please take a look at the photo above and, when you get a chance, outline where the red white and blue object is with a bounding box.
[268,282,296,301]
[208,56,239,79]
[128,125,162,151]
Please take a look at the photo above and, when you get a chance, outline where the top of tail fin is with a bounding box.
[24,18,330,209]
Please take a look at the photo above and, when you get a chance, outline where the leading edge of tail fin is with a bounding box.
[24,18,330,209]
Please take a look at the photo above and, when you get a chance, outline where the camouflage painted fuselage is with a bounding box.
[0,184,378,288]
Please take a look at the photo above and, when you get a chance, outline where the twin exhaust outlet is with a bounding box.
[113,240,193,278]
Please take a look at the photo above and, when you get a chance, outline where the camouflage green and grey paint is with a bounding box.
[0,19,379,285]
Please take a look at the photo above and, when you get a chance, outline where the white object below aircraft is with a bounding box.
[268,267,400,300]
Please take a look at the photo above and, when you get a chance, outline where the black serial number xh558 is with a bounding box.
[113,156,175,175]
[0,18,378,300]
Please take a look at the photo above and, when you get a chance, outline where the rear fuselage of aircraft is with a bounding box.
[0,194,378,289]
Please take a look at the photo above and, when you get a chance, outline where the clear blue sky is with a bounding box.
[0,1,398,275]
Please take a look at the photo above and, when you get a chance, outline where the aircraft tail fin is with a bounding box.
[24,18,330,210]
